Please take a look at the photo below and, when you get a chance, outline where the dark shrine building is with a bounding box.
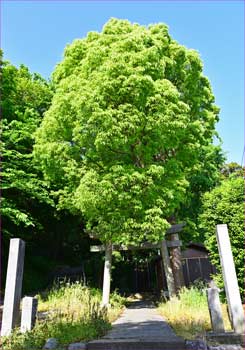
[112,242,216,295]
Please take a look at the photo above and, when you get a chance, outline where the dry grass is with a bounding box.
[158,287,231,340]
[37,282,126,323]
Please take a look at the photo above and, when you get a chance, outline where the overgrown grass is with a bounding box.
[38,282,127,323]
[1,282,126,350]
[158,286,232,340]
[107,289,128,323]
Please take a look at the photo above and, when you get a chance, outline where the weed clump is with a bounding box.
[158,286,231,339]
[1,282,126,350]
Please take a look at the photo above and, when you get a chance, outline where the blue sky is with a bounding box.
[1,1,244,164]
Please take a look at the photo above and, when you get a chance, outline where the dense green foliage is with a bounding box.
[198,174,244,297]
[1,57,53,235]
[175,144,224,243]
[35,18,222,246]
[1,57,55,290]
[0,55,93,293]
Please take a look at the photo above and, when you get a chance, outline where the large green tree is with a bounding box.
[34,18,222,246]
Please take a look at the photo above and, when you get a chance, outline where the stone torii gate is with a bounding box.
[90,223,185,306]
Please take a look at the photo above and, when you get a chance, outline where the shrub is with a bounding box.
[198,175,244,298]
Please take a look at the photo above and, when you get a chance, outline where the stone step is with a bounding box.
[87,338,186,350]
[206,332,245,346]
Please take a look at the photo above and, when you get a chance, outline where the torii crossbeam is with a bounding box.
[90,223,185,306]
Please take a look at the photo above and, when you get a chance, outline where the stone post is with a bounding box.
[160,240,176,298]
[101,244,112,307]
[1,238,25,336]
[216,224,245,334]
[169,233,185,292]
[21,297,38,333]
[207,285,225,332]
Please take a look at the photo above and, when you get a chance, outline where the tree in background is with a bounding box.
[198,170,244,297]
[220,162,243,178]
[35,18,223,247]
[1,55,92,293]
[0,56,53,291]
[1,55,53,238]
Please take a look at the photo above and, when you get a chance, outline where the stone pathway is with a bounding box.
[87,301,185,349]
[22,300,245,350]
[103,300,181,339]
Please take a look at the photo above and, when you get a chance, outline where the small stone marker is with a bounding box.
[21,297,38,333]
[43,338,59,349]
[1,238,25,336]
[216,224,245,334]
[207,283,225,332]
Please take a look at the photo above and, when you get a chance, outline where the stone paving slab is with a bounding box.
[105,301,180,339]
[87,301,186,350]
[206,332,245,346]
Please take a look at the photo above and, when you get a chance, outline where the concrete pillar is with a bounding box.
[216,224,245,334]
[169,233,184,292]
[207,286,225,332]
[160,240,176,298]
[1,238,25,336]
[21,297,38,333]
[101,244,112,307]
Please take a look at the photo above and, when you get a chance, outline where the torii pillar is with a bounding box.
[91,223,185,306]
